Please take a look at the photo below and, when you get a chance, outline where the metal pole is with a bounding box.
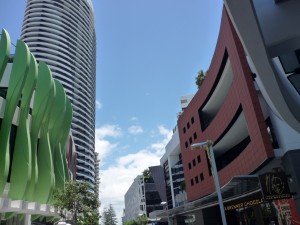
[166,205,170,225]
[208,145,227,225]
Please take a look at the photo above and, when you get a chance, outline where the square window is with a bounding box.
[191,179,194,186]
[193,132,197,140]
[200,173,204,181]
[197,155,201,163]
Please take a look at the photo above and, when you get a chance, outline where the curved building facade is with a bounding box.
[171,5,300,225]
[21,0,97,188]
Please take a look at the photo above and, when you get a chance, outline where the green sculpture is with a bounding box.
[0,29,10,79]
[32,67,56,203]
[9,53,38,199]
[0,40,30,196]
[49,80,67,191]
[60,100,73,183]
[0,29,73,207]
[24,62,54,201]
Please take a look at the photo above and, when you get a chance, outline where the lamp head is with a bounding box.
[191,140,213,150]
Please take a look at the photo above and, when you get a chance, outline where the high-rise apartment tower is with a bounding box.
[21,0,97,188]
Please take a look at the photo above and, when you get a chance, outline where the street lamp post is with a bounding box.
[191,141,227,225]
[160,201,170,225]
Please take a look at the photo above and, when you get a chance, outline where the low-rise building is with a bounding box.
[123,167,166,224]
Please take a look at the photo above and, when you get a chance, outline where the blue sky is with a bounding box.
[0,0,223,224]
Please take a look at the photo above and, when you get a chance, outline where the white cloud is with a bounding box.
[151,125,173,155]
[99,125,172,225]
[95,139,118,162]
[96,124,122,139]
[128,125,143,135]
[130,117,138,121]
[99,151,161,225]
[96,100,102,109]
[95,124,122,160]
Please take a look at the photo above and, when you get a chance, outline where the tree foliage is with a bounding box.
[137,214,148,225]
[124,219,139,225]
[102,204,118,225]
[124,215,148,225]
[142,169,151,179]
[142,168,154,183]
[195,70,205,88]
[180,181,186,191]
[53,180,100,225]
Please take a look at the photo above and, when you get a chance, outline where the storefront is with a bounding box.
[168,175,300,225]
[224,193,298,225]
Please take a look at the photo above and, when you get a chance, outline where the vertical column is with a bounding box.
[23,214,31,225]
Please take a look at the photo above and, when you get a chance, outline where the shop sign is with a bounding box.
[259,172,291,201]
[224,194,265,211]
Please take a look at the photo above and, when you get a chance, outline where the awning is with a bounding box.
[161,175,261,217]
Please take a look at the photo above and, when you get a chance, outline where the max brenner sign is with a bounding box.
[259,172,291,201]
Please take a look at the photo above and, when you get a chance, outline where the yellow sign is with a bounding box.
[224,197,264,211]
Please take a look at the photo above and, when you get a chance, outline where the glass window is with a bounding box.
[191,179,194,186]
[288,73,300,95]
[279,49,300,73]
[193,132,197,140]
[197,155,201,163]
[200,173,204,181]
[191,117,194,124]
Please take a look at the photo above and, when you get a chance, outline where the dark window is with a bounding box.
[200,173,204,181]
[185,141,188,148]
[197,155,201,163]
[195,176,199,184]
[183,127,186,133]
[189,137,192,144]
[191,179,194,186]
[199,50,228,131]
[278,49,300,74]
[188,163,191,170]
[187,122,190,129]
[215,136,250,171]
[0,88,8,98]
[193,132,197,140]
[192,159,196,167]
[191,117,194,124]
[288,73,300,95]
[265,117,279,149]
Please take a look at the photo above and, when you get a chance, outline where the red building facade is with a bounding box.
[178,8,274,202]
[163,1,300,224]
[171,5,300,225]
